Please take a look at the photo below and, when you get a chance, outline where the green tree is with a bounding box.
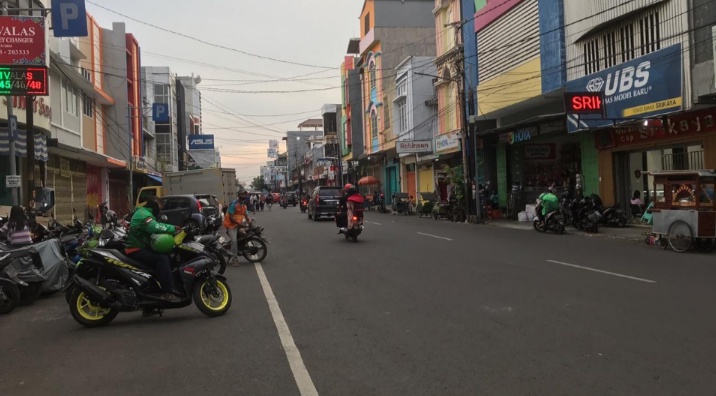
[443,164,465,202]
[250,176,269,191]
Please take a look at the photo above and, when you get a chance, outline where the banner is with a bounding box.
[567,44,683,133]
[188,134,214,150]
[396,140,432,154]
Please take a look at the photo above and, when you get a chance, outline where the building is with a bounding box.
[340,44,365,185]
[472,0,571,215]
[177,75,202,169]
[355,0,436,203]
[285,128,322,194]
[142,66,178,173]
[320,104,342,186]
[564,0,693,208]
[393,56,437,199]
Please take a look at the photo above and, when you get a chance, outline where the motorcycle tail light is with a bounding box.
[352,216,358,221]
[197,201,203,212]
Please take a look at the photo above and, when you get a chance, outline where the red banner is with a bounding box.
[0,16,46,66]
[596,107,716,149]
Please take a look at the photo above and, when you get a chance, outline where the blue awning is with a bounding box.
[148,174,162,184]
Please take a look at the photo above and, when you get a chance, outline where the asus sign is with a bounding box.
[188,134,215,150]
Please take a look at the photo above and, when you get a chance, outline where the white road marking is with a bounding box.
[417,232,453,241]
[364,221,382,225]
[545,260,656,284]
[254,263,319,396]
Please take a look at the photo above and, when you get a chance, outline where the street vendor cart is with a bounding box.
[648,170,716,252]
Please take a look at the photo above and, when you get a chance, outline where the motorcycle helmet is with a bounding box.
[150,234,175,254]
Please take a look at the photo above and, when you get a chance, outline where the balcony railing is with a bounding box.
[662,150,704,171]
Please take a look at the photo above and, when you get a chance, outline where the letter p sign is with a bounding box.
[52,0,88,37]
[153,103,170,123]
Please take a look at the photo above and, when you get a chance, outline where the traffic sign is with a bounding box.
[52,0,88,37]
[5,175,21,188]
[152,103,169,122]
[9,115,17,139]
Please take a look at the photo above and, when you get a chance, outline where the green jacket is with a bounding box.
[539,192,560,215]
[126,207,176,249]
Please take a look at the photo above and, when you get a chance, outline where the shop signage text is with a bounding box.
[397,140,432,154]
[434,133,460,153]
[499,127,535,144]
[596,108,716,149]
[2,95,52,120]
[567,43,683,133]
[564,92,604,115]
[524,144,556,160]
[0,16,46,66]
[0,66,47,95]
[188,134,215,150]
[5,174,20,188]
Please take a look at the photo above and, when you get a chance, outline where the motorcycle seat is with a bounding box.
[105,249,156,272]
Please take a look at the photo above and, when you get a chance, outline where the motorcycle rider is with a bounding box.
[345,184,364,231]
[125,198,181,302]
[336,184,350,233]
[224,192,251,267]
[537,187,560,225]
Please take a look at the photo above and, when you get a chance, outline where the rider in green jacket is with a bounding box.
[538,188,560,220]
[125,199,180,302]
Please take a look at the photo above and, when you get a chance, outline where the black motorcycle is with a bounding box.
[67,227,231,328]
[343,213,364,242]
[0,248,41,314]
[533,202,566,234]
[591,194,627,227]
[0,244,46,306]
[218,221,269,265]
[572,196,601,233]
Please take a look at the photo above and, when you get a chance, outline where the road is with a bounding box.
[2,206,716,396]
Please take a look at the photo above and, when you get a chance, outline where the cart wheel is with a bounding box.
[667,220,693,253]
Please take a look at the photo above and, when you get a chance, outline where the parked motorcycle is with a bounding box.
[572,195,601,233]
[591,194,627,227]
[67,226,231,328]
[0,245,47,306]
[0,248,38,314]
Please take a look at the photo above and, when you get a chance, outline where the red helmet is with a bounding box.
[344,183,354,191]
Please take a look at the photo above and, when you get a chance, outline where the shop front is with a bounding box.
[566,43,685,207]
[594,107,716,208]
[433,132,462,201]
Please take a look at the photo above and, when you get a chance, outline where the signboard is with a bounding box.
[0,16,46,66]
[8,114,16,139]
[0,66,47,95]
[524,144,556,160]
[434,132,460,153]
[5,175,20,188]
[267,148,277,158]
[396,140,432,154]
[152,103,169,123]
[595,107,716,149]
[567,43,683,133]
[499,127,535,144]
[564,92,604,115]
[188,134,214,150]
[51,0,88,37]
[269,139,279,150]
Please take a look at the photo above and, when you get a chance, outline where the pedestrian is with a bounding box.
[266,193,274,210]
[0,205,32,246]
[250,194,257,214]
[259,194,266,211]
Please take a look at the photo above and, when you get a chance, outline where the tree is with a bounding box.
[250,176,269,191]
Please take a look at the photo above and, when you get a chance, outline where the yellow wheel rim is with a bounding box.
[200,280,229,311]
[76,291,111,321]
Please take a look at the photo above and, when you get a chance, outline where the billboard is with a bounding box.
[566,43,683,133]
[396,140,433,154]
[188,134,215,150]
[0,16,46,66]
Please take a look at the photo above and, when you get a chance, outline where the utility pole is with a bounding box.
[3,1,17,206]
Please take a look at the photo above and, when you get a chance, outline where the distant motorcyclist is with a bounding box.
[345,184,364,231]
[538,187,560,223]
[125,198,180,302]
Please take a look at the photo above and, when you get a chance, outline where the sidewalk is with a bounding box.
[484,218,652,243]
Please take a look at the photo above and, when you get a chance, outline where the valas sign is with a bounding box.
[188,134,215,150]
[0,16,46,66]
[396,140,432,154]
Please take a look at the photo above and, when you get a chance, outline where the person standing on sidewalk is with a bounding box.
[223,193,250,267]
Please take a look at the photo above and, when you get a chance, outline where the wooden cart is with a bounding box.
[648,170,716,252]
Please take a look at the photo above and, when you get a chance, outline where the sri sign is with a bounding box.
[188,134,214,150]
[396,140,432,154]
[567,43,683,133]
[0,16,46,66]
[434,132,460,153]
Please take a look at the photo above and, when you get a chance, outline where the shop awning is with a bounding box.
[49,142,127,169]
[148,174,162,184]
[476,113,565,136]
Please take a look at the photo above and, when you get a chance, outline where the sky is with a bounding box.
[86,0,365,183]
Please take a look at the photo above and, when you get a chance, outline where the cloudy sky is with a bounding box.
[86,0,365,183]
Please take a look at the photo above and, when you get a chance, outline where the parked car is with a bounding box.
[308,186,343,221]
[159,194,221,233]
[286,192,298,206]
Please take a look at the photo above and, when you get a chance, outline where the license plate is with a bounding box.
[326,200,337,205]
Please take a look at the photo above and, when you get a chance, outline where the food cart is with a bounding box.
[648,170,716,252]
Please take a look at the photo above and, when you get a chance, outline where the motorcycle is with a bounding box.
[300,197,308,213]
[343,213,364,242]
[533,200,566,234]
[218,219,269,265]
[0,248,39,314]
[591,194,627,227]
[0,245,47,306]
[572,195,601,233]
[280,198,288,209]
[67,226,231,328]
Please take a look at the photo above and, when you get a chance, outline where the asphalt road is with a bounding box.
[2,206,716,396]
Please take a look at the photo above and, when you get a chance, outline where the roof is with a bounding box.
[298,119,323,128]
